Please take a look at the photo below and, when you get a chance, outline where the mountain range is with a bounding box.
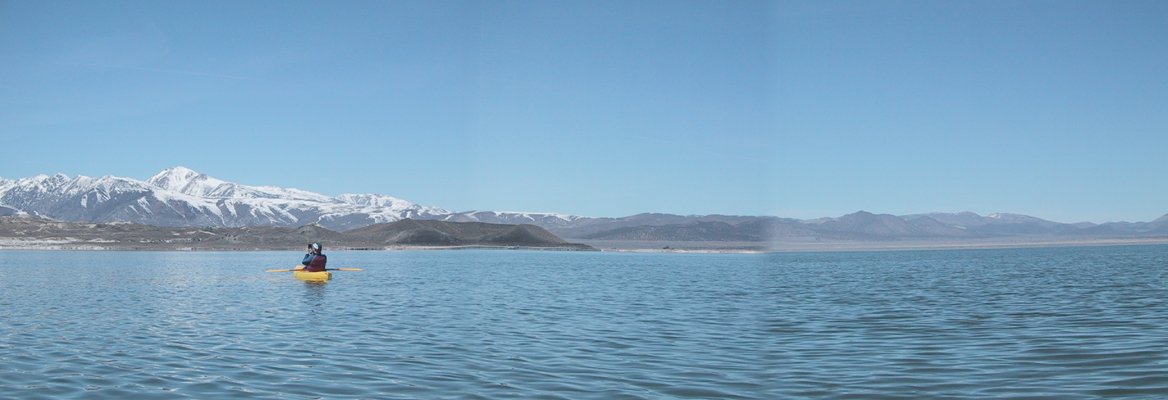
[0,167,450,230]
[2,167,1166,248]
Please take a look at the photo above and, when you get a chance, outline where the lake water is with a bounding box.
[1,246,1166,399]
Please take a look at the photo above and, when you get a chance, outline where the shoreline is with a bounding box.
[0,243,597,252]
[764,237,1168,253]
[2,237,1166,253]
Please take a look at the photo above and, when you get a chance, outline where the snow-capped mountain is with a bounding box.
[0,167,450,231]
[146,166,333,202]
[439,210,585,228]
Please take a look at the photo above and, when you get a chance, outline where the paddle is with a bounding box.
[265,267,364,273]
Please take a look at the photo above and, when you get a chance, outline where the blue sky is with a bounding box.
[1,1,1165,223]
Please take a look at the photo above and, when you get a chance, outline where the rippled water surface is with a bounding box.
[2,246,1166,399]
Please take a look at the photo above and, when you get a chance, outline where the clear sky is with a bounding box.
[1,1,1165,223]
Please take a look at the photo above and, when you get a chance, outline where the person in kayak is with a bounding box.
[301,242,327,272]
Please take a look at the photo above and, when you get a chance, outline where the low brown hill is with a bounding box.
[296,223,348,243]
[343,219,592,249]
[484,224,568,245]
[343,218,457,245]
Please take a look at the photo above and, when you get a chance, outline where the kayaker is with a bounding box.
[301,242,328,272]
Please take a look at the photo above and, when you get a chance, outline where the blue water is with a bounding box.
[1,246,1166,399]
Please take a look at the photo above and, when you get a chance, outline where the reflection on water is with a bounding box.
[1,247,1167,399]
[301,280,328,304]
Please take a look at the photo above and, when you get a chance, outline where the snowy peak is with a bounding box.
[146,167,329,201]
[3,173,148,197]
[986,212,1046,223]
[18,173,73,191]
[983,213,1066,229]
[337,193,414,208]
[440,210,583,227]
[147,166,232,198]
[333,193,451,218]
[146,166,200,188]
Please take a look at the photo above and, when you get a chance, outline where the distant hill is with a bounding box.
[0,205,23,217]
[581,221,763,242]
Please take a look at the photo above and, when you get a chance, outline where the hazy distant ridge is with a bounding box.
[558,211,1168,243]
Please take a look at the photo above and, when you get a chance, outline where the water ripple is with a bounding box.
[1,247,1166,398]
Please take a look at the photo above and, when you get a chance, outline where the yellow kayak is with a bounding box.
[293,266,332,282]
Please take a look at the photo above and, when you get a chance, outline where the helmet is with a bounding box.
[310,242,322,252]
